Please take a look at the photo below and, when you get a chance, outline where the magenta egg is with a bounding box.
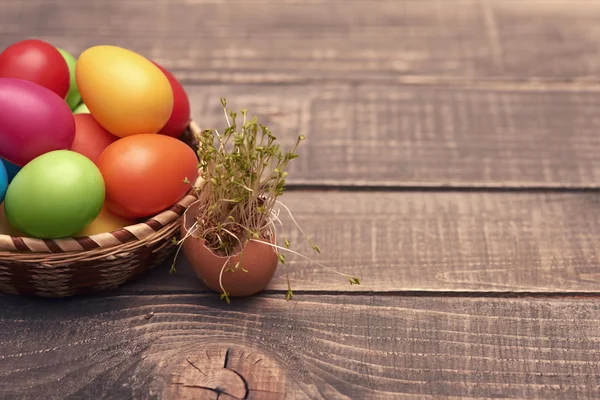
[0,78,75,166]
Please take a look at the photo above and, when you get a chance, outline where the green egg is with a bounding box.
[56,47,82,111]
[4,150,105,239]
[73,102,90,114]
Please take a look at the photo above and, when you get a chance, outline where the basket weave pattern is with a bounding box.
[0,121,202,298]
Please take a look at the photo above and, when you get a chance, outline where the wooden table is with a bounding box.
[2,1,600,399]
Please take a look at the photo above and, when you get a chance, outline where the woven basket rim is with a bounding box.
[0,120,203,255]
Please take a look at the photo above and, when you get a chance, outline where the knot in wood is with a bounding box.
[167,345,285,400]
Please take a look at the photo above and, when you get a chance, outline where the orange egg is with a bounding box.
[97,134,198,219]
[76,45,173,137]
[71,114,119,164]
[74,206,134,236]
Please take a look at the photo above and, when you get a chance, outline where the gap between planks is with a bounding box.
[283,184,600,192]
[173,75,600,93]
[117,287,600,300]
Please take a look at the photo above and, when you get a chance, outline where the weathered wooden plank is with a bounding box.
[2,0,600,83]
[1,294,600,399]
[186,84,600,188]
[123,190,600,295]
[490,1,600,80]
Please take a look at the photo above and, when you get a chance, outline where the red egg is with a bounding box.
[97,134,198,219]
[153,62,191,138]
[71,114,119,164]
[0,39,70,98]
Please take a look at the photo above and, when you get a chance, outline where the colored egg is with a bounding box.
[98,134,197,219]
[76,45,174,137]
[73,102,90,114]
[72,114,119,164]
[0,203,26,236]
[56,47,81,110]
[1,158,20,183]
[0,160,8,204]
[0,78,75,166]
[0,39,70,98]
[4,150,105,239]
[74,206,133,236]
[153,62,191,138]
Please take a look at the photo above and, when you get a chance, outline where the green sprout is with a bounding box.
[173,99,361,301]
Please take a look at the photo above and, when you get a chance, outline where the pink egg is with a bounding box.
[0,78,75,166]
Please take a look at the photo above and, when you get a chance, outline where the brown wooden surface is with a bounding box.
[3,294,600,400]
[3,0,600,83]
[125,190,600,294]
[2,0,600,399]
[186,85,600,188]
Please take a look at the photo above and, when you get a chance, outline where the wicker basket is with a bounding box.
[0,121,203,298]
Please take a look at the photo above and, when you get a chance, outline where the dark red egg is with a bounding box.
[153,62,191,138]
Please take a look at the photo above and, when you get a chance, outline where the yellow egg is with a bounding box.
[75,45,174,137]
[0,203,26,236]
[74,206,134,236]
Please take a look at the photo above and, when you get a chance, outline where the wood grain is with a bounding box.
[2,0,600,84]
[186,84,600,188]
[166,347,285,399]
[2,294,600,399]
[122,190,600,295]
